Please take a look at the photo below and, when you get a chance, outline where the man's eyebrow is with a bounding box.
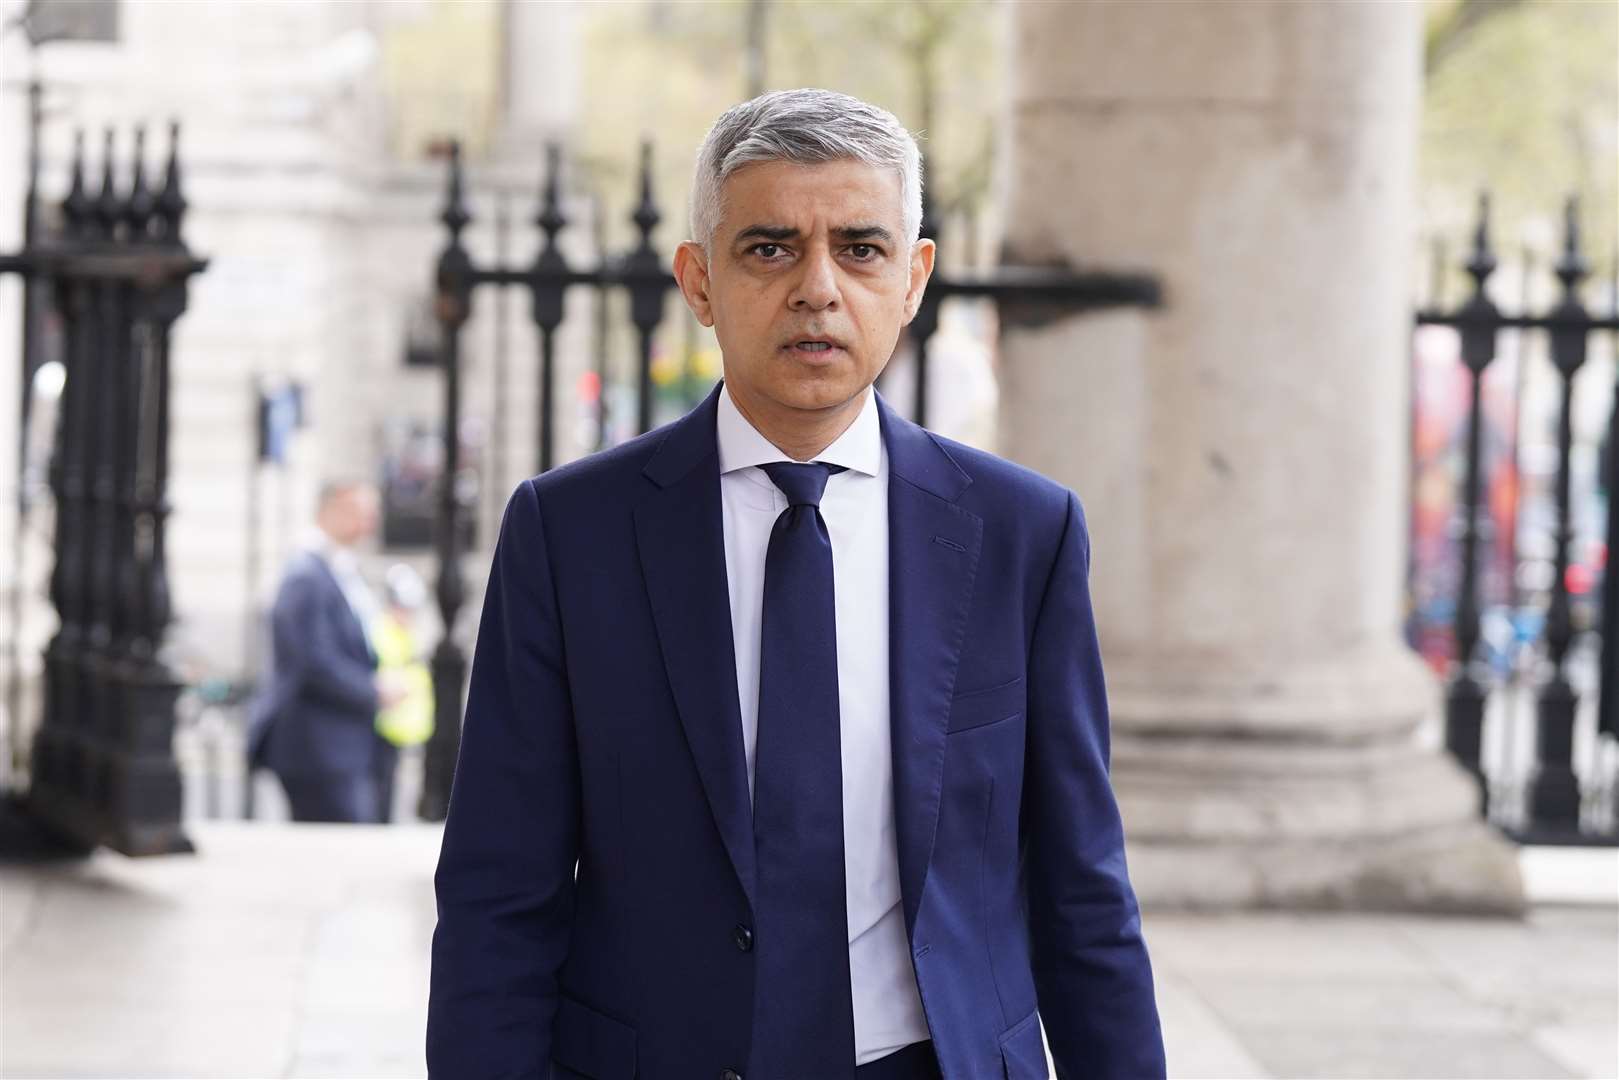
[831,225,895,245]
[730,224,898,247]
[734,225,800,245]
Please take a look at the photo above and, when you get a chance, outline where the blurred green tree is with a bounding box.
[570,1,1614,295]
[575,0,1001,254]
[1422,0,1617,291]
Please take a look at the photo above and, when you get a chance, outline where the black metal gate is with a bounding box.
[1417,195,1618,845]
[0,123,206,855]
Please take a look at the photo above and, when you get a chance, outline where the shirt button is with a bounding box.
[721,1070,743,1080]
[732,924,754,952]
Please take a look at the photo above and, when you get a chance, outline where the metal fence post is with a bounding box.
[419,142,475,824]
[1527,199,1593,836]
[1443,194,1500,809]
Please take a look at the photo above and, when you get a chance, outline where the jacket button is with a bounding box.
[732,924,754,952]
[721,1071,743,1080]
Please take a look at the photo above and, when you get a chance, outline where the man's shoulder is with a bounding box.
[282,549,330,584]
[925,431,1074,521]
[919,431,1088,577]
[274,550,338,608]
[514,421,677,515]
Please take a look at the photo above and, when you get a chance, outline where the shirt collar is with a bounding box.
[716,381,881,478]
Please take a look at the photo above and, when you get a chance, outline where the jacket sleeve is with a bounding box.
[427,479,580,1078]
[1023,491,1165,1079]
[273,570,379,717]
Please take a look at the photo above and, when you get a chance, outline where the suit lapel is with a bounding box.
[634,386,757,907]
[879,395,982,936]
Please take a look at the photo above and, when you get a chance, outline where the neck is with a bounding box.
[727,383,868,462]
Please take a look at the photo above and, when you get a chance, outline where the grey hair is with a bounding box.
[317,477,374,510]
[689,88,923,251]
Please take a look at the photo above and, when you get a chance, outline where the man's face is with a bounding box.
[321,486,380,546]
[674,158,935,421]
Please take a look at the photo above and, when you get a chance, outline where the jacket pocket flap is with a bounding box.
[948,676,1026,734]
[998,1009,1048,1079]
[553,993,637,1080]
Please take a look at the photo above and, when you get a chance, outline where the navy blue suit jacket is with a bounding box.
[428,385,1164,1080]
[248,550,380,779]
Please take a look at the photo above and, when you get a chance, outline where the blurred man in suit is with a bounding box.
[249,480,401,823]
[429,89,1162,1079]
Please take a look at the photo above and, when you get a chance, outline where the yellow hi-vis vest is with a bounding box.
[373,615,434,748]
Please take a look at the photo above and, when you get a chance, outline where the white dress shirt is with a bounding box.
[716,384,931,1064]
[309,531,379,657]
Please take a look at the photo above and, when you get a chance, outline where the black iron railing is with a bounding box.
[0,123,207,855]
[1417,194,1618,845]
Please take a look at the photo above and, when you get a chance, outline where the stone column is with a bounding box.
[999,1,1522,910]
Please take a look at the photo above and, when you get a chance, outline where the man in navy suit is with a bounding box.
[249,481,401,823]
[428,89,1163,1080]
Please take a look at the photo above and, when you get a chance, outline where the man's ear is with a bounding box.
[673,242,715,327]
[902,238,937,324]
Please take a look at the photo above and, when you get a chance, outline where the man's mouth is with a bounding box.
[784,338,844,354]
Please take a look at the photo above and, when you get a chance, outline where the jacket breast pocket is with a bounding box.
[947,676,1025,735]
[552,992,637,1079]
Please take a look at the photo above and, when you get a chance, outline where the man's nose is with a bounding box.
[788,249,840,311]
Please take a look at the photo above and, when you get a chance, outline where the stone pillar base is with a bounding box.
[1112,646,1526,913]
[1127,821,1522,914]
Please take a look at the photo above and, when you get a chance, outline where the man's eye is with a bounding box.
[847,244,879,261]
[752,243,785,259]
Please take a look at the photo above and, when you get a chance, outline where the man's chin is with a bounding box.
[772,376,870,416]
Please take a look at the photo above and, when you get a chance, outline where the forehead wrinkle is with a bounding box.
[718,160,906,240]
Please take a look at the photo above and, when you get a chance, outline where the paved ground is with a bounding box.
[1,824,1614,1079]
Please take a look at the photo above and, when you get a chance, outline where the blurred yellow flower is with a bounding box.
[690,348,722,380]
[650,353,682,386]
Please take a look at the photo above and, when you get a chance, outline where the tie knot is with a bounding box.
[760,461,845,508]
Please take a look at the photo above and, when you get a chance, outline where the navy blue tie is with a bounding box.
[750,461,855,1079]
